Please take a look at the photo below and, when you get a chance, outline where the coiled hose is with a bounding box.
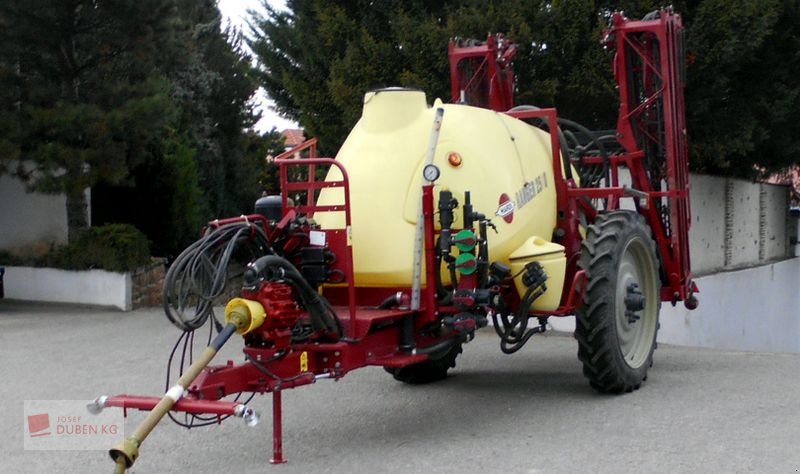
[162,222,272,332]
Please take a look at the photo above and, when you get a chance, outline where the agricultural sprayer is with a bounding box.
[89,10,698,472]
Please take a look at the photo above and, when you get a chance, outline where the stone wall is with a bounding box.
[619,172,793,274]
[131,259,166,309]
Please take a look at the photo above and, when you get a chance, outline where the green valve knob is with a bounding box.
[455,253,477,275]
[453,229,477,252]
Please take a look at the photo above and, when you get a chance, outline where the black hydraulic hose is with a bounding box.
[562,129,580,149]
[557,117,611,163]
[493,283,547,354]
[430,236,457,305]
[477,220,490,288]
[377,292,402,310]
[495,285,536,339]
[163,223,272,332]
[448,265,458,299]
[557,127,574,180]
[510,105,615,185]
[245,255,341,339]
[164,324,255,429]
[557,117,611,186]
[433,237,452,302]
[498,320,544,354]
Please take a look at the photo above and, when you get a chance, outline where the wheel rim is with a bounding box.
[615,237,659,369]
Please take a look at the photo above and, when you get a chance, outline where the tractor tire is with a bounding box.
[385,343,463,384]
[575,211,661,394]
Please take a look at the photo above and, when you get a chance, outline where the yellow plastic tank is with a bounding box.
[316,88,563,304]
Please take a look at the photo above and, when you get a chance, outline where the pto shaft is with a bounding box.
[108,322,237,471]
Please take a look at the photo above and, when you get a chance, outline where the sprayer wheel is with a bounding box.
[575,210,661,394]
[385,343,462,384]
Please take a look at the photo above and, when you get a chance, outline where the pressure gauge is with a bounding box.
[423,164,441,182]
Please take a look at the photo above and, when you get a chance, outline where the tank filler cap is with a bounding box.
[367,86,424,94]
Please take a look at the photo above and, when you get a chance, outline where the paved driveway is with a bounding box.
[1,300,798,473]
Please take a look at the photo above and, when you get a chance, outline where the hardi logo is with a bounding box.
[497,193,515,223]
[27,413,51,438]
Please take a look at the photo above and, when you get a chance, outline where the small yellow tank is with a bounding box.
[316,88,565,309]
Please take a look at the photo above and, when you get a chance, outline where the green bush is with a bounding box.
[0,247,53,267]
[45,224,151,272]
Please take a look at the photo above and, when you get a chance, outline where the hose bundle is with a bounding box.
[159,221,273,428]
[164,322,255,428]
[492,262,548,354]
[509,105,613,188]
[163,222,272,332]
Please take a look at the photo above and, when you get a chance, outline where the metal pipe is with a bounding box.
[377,292,403,310]
[422,185,439,323]
[270,391,286,464]
[411,107,444,312]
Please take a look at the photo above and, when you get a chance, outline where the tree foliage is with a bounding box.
[249,1,453,155]
[2,0,797,261]
[164,0,265,218]
[90,0,269,256]
[250,0,800,177]
[1,0,277,256]
[684,0,800,176]
[0,0,177,242]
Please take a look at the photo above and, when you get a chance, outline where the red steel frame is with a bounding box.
[447,10,695,309]
[277,157,358,328]
[448,34,516,111]
[275,138,319,209]
[104,165,448,463]
[506,10,695,310]
[604,10,695,304]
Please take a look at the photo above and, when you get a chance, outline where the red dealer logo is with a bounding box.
[24,400,124,451]
[27,413,51,437]
[496,193,514,223]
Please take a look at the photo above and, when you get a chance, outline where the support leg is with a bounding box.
[270,390,286,464]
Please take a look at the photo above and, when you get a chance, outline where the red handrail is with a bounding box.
[274,157,357,336]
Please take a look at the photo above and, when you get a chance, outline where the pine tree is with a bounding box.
[248,0,800,177]
[0,0,178,242]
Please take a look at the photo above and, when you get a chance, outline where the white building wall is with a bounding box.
[0,174,68,251]
[657,258,800,353]
[761,183,790,261]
